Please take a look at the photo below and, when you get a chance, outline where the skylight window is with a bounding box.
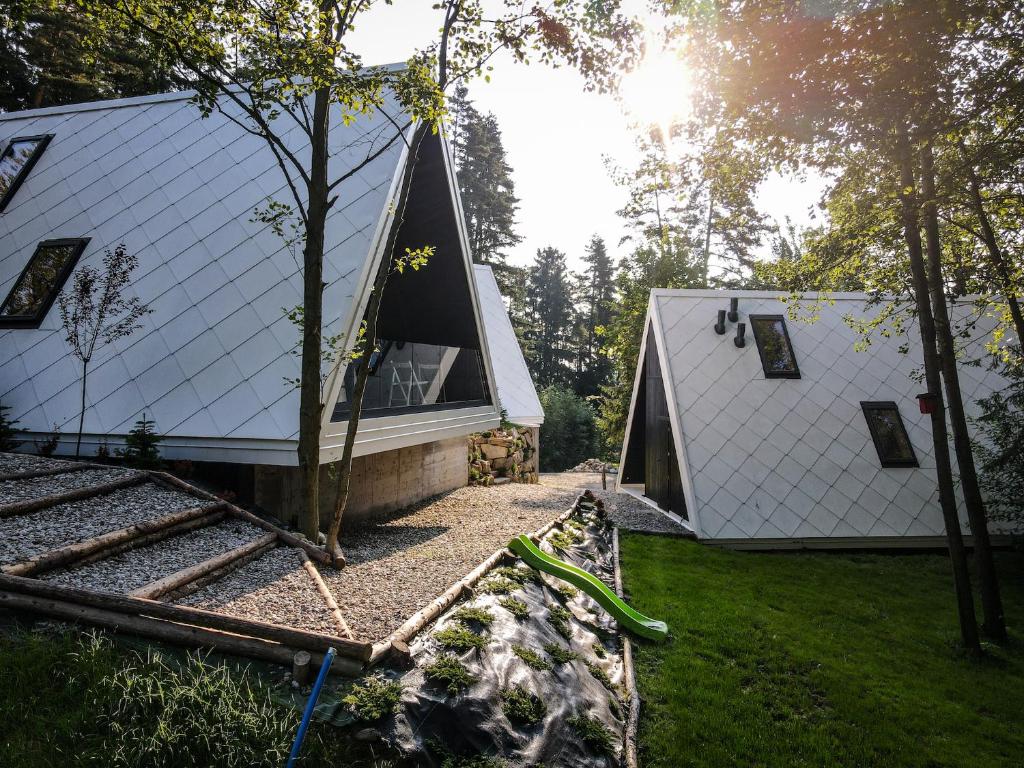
[0,135,52,212]
[749,314,800,378]
[861,401,918,468]
[0,239,88,328]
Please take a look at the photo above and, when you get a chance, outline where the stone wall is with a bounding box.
[468,425,540,485]
[254,436,468,528]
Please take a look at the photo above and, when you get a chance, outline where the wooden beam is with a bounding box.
[0,461,106,482]
[0,590,364,676]
[299,551,354,639]
[129,533,278,600]
[0,573,372,660]
[146,471,331,565]
[0,474,147,518]
[3,504,224,577]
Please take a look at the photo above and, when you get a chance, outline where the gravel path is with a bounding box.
[0,482,216,568]
[42,519,264,593]
[319,483,578,640]
[178,547,338,635]
[0,452,77,476]
[0,466,137,504]
[541,472,693,535]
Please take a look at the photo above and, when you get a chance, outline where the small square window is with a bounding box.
[749,314,800,378]
[861,401,918,468]
[0,239,89,328]
[0,134,53,212]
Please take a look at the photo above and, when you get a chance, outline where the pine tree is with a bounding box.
[525,247,574,388]
[0,402,21,452]
[573,235,616,397]
[450,85,523,296]
[120,414,162,469]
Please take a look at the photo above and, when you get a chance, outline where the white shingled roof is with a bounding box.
[0,83,499,463]
[619,289,1014,545]
[473,264,543,427]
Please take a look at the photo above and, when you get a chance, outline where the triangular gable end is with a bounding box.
[318,128,500,460]
[617,300,702,536]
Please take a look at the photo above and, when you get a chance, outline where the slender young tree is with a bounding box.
[59,244,150,458]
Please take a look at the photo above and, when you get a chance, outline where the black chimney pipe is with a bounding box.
[728,297,739,322]
[714,309,727,334]
[734,322,746,348]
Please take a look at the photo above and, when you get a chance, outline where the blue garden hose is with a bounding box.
[286,647,336,768]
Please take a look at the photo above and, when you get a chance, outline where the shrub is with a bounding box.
[343,676,404,721]
[543,643,579,664]
[555,584,579,601]
[972,363,1024,526]
[592,642,607,659]
[500,686,547,725]
[548,529,581,552]
[424,654,476,695]
[567,711,615,754]
[37,424,60,456]
[492,566,540,585]
[584,661,616,693]
[434,625,487,652]
[498,597,530,619]
[451,606,495,628]
[511,645,551,671]
[538,385,600,471]
[0,402,21,452]
[547,604,572,640]
[120,414,163,468]
[477,577,519,595]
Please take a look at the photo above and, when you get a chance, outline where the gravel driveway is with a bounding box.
[319,483,580,641]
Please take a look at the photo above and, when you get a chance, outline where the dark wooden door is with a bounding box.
[643,327,688,519]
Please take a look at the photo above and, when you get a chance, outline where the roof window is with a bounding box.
[0,135,52,212]
[0,239,88,328]
[749,314,800,379]
[861,401,919,468]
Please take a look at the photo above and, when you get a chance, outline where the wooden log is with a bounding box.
[146,471,331,565]
[2,504,224,577]
[299,551,353,639]
[163,542,272,602]
[0,590,364,676]
[292,650,313,684]
[71,511,226,571]
[0,461,106,482]
[0,473,147,518]
[0,572,372,660]
[613,527,640,768]
[129,533,278,600]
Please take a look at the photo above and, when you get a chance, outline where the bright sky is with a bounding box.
[348,3,826,273]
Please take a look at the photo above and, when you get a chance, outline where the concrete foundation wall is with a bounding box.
[254,436,468,528]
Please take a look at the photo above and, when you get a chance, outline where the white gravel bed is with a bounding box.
[0,466,138,505]
[177,546,338,635]
[41,519,264,593]
[0,482,215,568]
[0,452,77,476]
[319,483,578,640]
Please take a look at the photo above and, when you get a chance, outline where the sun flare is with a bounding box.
[618,38,693,140]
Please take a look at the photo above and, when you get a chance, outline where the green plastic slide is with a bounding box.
[507,534,668,642]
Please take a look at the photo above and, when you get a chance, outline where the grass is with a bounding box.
[424,654,476,695]
[498,596,530,619]
[0,629,382,768]
[511,645,552,671]
[434,625,488,652]
[500,685,547,725]
[619,534,1024,768]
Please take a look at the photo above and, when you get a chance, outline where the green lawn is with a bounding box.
[619,534,1024,768]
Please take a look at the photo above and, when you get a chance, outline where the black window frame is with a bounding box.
[861,401,919,468]
[749,314,801,379]
[0,238,89,328]
[0,134,53,212]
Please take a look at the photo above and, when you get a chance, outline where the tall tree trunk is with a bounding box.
[920,141,1006,642]
[296,84,331,543]
[895,126,981,655]
[324,125,428,564]
[958,141,1024,346]
[76,361,88,458]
